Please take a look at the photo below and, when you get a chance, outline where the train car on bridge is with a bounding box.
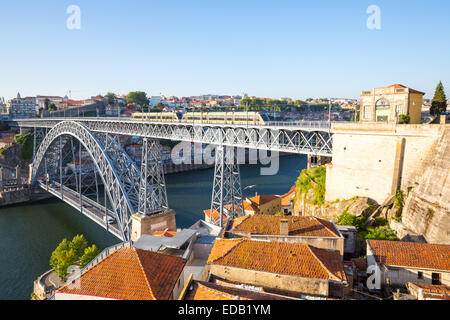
[181,111,270,125]
[131,112,181,122]
[131,111,270,125]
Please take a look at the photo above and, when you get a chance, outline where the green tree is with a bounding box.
[126,91,149,107]
[430,81,447,116]
[49,239,77,278]
[69,234,88,259]
[105,92,117,105]
[80,245,101,267]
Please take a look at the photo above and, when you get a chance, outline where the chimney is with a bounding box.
[280,218,289,236]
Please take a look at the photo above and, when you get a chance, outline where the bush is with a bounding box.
[295,166,326,205]
[336,209,366,232]
[14,133,34,160]
[336,210,399,241]
[399,114,410,124]
[363,226,399,241]
[394,190,404,209]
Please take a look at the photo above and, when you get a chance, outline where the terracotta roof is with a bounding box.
[57,247,186,300]
[203,209,227,223]
[281,186,296,207]
[207,239,346,281]
[407,282,450,300]
[247,195,280,206]
[224,201,258,213]
[153,229,178,238]
[383,84,425,95]
[184,281,294,300]
[367,240,450,271]
[352,258,368,272]
[228,215,340,237]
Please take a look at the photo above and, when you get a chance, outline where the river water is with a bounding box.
[0,154,306,300]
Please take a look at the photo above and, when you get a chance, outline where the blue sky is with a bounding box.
[0,0,449,100]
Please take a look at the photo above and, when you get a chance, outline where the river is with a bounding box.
[0,154,306,300]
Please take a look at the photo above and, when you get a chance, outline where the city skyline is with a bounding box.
[1,1,449,100]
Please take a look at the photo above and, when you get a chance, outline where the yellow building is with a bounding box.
[245,194,281,215]
[360,84,425,124]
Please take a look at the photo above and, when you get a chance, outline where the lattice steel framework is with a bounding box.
[31,121,139,240]
[17,118,333,156]
[138,138,168,215]
[210,146,243,227]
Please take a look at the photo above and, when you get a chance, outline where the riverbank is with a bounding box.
[0,154,306,300]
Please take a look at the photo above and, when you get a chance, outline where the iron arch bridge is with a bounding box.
[31,121,167,241]
[15,117,333,240]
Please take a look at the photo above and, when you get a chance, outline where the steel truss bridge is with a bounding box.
[15,117,333,241]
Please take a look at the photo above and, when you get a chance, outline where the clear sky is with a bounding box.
[0,0,449,100]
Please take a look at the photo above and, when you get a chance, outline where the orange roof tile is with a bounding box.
[382,84,425,95]
[367,240,450,271]
[203,209,227,223]
[184,281,293,300]
[247,195,280,206]
[352,258,368,272]
[57,247,186,300]
[207,239,346,281]
[407,282,450,300]
[153,229,178,238]
[280,185,297,206]
[228,215,340,237]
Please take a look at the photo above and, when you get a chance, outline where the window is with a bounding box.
[376,98,390,110]
[417,271,424,279]
[396,104,403,115]
[432,273,442,285]
[364,106,371,119]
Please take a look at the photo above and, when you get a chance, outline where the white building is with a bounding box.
[7,94,37,118]
[36,95,63,112]
[150,96,162,108]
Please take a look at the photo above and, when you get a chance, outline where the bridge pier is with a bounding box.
[130,138,174,241]
[210,146,243,227]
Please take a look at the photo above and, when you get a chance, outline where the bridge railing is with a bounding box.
[19,115,331,130]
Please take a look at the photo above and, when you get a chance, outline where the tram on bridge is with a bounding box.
[130,111,270,125]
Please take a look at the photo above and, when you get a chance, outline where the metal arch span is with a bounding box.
[31,121,136,240]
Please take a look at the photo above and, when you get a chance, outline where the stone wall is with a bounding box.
[326,123,446,204]
[209,264,331,297]
[401,127,450,244]
[0,188,31,207]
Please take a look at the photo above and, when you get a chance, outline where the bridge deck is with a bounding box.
[38,181,123,240]
[14,117,333,156]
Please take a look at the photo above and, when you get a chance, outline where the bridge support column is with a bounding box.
[210,146,243,228]
[138,138,168,214]
[131,138,173,241]
[33,127,47,160]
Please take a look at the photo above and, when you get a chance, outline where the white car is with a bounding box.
[103,215,116,224]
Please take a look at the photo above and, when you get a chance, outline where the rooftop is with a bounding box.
[367,240,450,271]
[247,195,280,206]
[407,282,450,300]
[228,214,341,237]
[184,280,296,300]
[207,239,346,281]
[57,247,186,300]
